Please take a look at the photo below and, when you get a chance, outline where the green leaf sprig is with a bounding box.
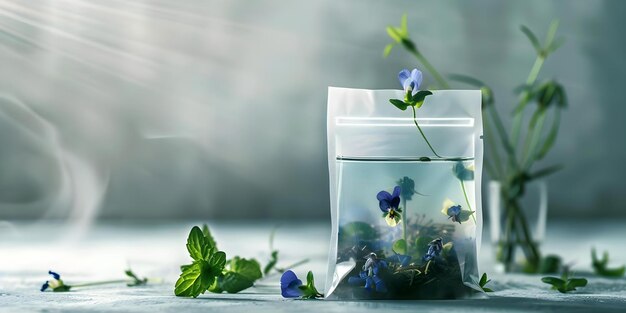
[175,224,290,298]
[541,269,587,293]
[298,271,324,299]
[592,248,625,278]
[479,273,494,292]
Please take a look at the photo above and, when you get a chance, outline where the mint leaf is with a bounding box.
[228,257,262,281]
[208,251,227,271]
[202,224,218,251]
[566,278,588,289]
[217,272,254,293]
[186,226,210,261]
[212,257,262,293]
[541,276,565,290]
[174,261,214,298]
[176,226,226,299]
[542,270,587,293]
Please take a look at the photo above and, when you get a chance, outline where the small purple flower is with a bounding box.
[398,68,423,96]
[447,205,463,224]
[41,270,66,292]
[377,186,402,227]
[280,270,303,298]
[441,199,474,224]
[348,253,388,293]
[423,238,443,262]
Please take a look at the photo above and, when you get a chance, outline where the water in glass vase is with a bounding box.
[330,156,480,299]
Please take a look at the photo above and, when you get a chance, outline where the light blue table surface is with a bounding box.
[1,220,625,312]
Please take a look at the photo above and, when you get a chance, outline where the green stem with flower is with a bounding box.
[40,269,152,292]
[385,15,567,272]
[389,69,440,158]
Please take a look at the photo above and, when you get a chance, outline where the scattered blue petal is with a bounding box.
[40,281,49,292]
[48,271,60,280]
[280,270,303,298]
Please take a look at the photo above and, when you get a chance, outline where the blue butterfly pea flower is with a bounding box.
[280,270,303,298]
[423,238,443,262]
[348,253,388,293]
[398,68,423,96]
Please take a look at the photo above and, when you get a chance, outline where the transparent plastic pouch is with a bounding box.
[325,87,483,299]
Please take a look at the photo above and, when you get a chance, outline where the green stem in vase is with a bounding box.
[511,199,540,266]
[511,56,545,149]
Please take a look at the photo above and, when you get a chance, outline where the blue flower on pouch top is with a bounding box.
[377,186,403,227]
[389,69,440,158]
[389,68,433,111]
[423,238,443,262]
[348,252,388,293]
[398,68,423,97]
[41,271,71,292]
[441,198,475,224]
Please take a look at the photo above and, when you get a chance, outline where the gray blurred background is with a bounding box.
[0,0,624,221]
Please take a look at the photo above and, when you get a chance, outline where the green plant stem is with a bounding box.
[511,199,540,265]
[522,109,548,169]
[459,180,477,223]
[71,279,129,288]
[402,197,408,249]
[408,48,450,89]
[511,56,545,150]
[497,188,541,271]
[487,105,519,170]
[411,106,442,158]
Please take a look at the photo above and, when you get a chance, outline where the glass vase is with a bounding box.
[488,180,547,273]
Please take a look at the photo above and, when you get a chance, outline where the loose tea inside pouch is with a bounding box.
[325,87,483,300]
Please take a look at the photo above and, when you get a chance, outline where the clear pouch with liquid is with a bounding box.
[325,87,483,299]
